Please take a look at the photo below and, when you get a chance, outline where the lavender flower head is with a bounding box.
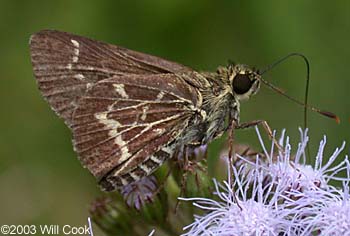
[252,127,347,192]
[180,163,295,235]
[307,182,350,235]
[181,128,349,236]
[121,175,158,210]
[286,160,350,235]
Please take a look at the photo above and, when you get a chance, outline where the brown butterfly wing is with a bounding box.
[29,30,194,126]
[72,74,200,190]
[29,30,208,190]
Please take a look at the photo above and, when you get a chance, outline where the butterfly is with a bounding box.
[29,30,337,191]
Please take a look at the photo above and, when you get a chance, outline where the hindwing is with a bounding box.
[72,74,200,189]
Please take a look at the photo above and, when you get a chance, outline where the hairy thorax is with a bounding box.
[177,69,240,147]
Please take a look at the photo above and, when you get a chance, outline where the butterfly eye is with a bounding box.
[232,74,253,94]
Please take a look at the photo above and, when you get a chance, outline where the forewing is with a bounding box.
[29,30,195,125]
[72,73,200,181]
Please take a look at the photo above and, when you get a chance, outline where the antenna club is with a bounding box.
[319,110,340,124]
[335,116,341,124]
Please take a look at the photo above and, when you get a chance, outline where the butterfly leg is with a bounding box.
[236,120,283,153]
[175,146,189,213]
[174,144,208,213]
[227,119,237,182]
[225,119,243,210]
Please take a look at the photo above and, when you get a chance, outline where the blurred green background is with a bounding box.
[1,0,349,230]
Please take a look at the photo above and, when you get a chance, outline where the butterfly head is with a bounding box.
[228,64,261,101]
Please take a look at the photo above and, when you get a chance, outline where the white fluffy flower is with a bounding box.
[252,128,347,193]
[181,128,349,236]
[310,183,350,235]
[284,161,350,235]
[180,164,295,236]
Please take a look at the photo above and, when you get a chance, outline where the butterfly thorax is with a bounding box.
[177,64,261,147]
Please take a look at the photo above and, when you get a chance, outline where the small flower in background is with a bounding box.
[121,175,158,210]
[90,177,169,236]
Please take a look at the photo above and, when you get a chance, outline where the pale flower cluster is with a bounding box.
[181,128,349,236]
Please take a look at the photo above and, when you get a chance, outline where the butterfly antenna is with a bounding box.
[259,53,340,125]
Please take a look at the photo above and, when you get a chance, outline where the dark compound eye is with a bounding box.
[232,74,253,94]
